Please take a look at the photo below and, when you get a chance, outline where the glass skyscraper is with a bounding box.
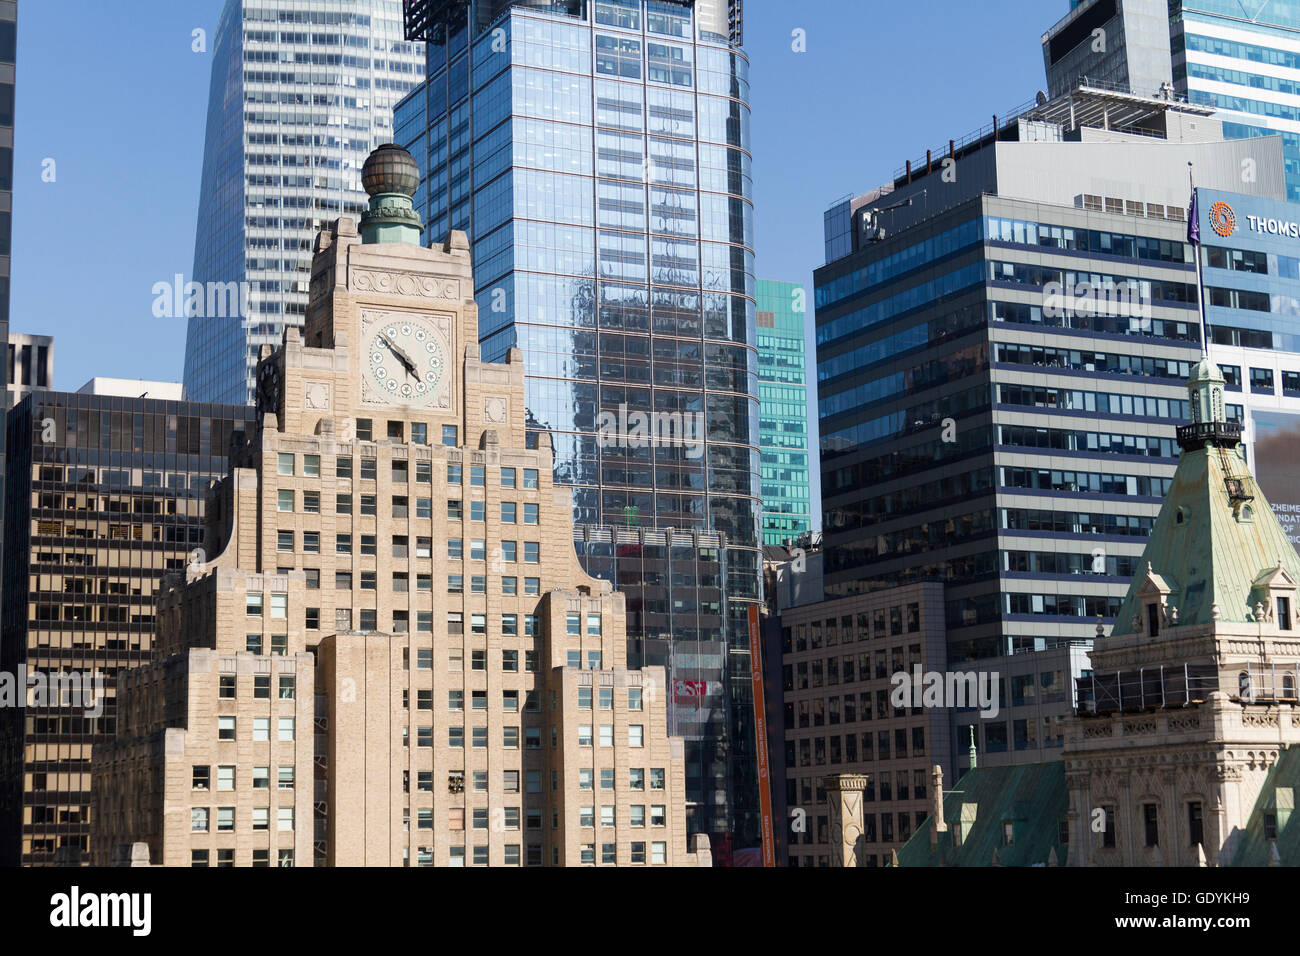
[756,279,810,547]
[182,0,424,405]
[1044,0,1300,201]
[396,0,761,853]
[1172,1,1300,202]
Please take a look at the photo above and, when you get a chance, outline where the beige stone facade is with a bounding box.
[91,210,708,867]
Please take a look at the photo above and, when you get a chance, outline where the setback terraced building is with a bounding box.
[91,146,709,867]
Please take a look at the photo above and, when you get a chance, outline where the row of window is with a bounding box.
[577,805,667,827]
[277,490,542,524]
[277,452,539,488]
[276,531,545,559]
[781,605,921,652]
[787,729,926,767]
[192,848,294,867]
[192,803,295,833]
[214,717,297,742]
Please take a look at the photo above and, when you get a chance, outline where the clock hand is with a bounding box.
[379,336,419,378]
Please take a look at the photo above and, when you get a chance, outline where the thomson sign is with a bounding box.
[1211,199,1300,240]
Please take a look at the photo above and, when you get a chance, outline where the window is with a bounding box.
[525,577,540,595]
[599,725,614,747]
[524,469,539,489]
[360,457,377,480]
[219,675,236,699]
[217,807,234,832]
[277,453,294,475]
[252,766,269,789]
[218,716,236,740]
[278,717,295,741]
[412,423,428,445]
[253,717,269,741]
[278,808,295,832]
[303,454,320,477]
[337,533,352,554]
[191,807,209,832]
[337,456,353,478]
[442,425,458,447]
[217,766,234,791]
[650,768,665,790]
[1143,803,1159,847]
[356,419,373,442]
[278,489,294,512]
[501,502,516,523]
[629,688,643,710]
[524,503,539,525]
[303,531,320,554]
[629,725,644,747]
[336,493,352,514]
[502,467,516,488]
[246,593,263,615]
[579,725,593,746]
[279,676,296,699]
[1188,801,1204,847]
[630,768,645,790]
[471,501,485,522]
[448,464,462,484]
[471,466,485,486]
[192,766,210,790]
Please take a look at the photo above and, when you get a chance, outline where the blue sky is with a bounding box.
[12,0,1050,403]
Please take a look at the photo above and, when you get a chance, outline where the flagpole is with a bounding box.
[1188,162,1209,358]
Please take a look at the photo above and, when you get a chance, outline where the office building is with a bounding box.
[756,279,811,547]
[815,86,1284,751]
[92,147,709,867]
[892,359,1300,867]
[7,332,51,405]
[395,0,762,854]
[778,582,954,867]
[0,381,254,865]
[1042,0,1174,99]
[1045,1,1300,201]
[182,0,424,405]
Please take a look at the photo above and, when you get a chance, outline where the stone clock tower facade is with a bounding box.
[90,146,711,868]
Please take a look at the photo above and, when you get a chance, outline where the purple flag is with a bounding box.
[1188,188,1200,246]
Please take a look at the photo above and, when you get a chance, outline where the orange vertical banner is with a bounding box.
[748,604,775,866]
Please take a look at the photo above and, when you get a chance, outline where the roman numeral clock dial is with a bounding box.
[364,317,446,408]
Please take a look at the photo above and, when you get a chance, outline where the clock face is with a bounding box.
[364,317,446,408]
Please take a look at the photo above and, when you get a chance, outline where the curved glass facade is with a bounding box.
[397,0,761,850]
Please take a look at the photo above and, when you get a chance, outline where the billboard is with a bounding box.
[1251,410,1300,555]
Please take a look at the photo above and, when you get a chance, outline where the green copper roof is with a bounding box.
[1110,440,1300,634]
[1231,745,1300,866]
[895,762,1068,867]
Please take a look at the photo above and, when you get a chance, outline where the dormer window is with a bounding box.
[1147,603,1161,637]
[1280,597,1293,631]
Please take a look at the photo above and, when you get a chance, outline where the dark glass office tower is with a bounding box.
[396,0,761,852]
[0,390,254,865]
[815,87,1270,674]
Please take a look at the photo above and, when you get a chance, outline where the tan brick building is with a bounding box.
[91,145,710,868]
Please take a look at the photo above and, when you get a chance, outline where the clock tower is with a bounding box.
[258,142,525,452]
